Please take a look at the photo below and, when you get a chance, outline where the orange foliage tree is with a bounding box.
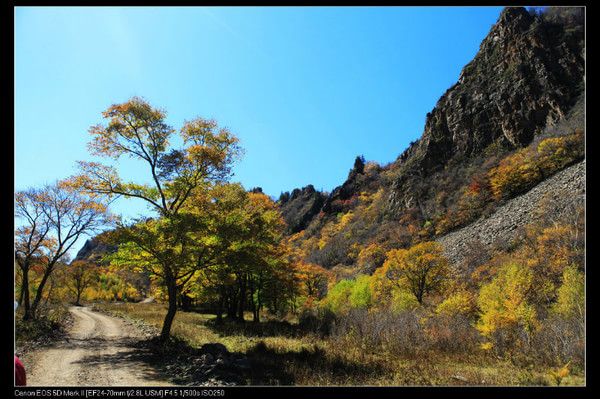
[296,262,333,302]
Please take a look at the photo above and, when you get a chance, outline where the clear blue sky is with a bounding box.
[15,6,504,253]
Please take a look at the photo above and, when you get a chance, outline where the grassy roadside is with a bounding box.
[15,303,73,353]
[94,302,584,386]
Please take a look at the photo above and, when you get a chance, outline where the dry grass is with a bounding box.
[94,302,584,386]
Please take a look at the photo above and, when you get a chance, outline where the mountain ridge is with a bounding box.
[277,6,584,274]
[279,6,584,229]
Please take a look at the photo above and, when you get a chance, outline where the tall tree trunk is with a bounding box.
[75,289,82,306]
[18,283,24,308]
[226,287,237,319]
[45,277,56,307]
[216,289,225,323]
[160,269,178,341]
[254,276,263,323]
[256,292,262,323]
[237,276,246,322]
[250,294,258,323]
[248,277,257,322]
[30,262,55,319]
[416,289,423,305]
[272,293,279,316]
[21,265,32,320]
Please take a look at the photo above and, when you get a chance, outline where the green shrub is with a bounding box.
[348,275,373,309]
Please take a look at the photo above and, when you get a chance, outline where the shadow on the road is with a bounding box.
[73,336,385,386]
[70,339,173,384]
[53,337,139,350]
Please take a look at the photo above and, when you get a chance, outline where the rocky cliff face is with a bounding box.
[388,6,584,212]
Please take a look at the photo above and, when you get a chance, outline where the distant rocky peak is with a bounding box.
[74,235,117,264]
[278,185,327,234]
[496,6,533,32]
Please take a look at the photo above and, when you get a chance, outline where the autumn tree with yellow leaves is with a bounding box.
[67,97,241,340]
[476,262,539,354]
[380,241,450,304]
[187,183,297,322]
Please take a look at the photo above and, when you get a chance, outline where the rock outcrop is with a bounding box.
[388,6,584,212]
[74,235,117,264]
[322,156,381,214]
[278,185,327,234]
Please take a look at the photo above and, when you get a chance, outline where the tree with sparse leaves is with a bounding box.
[15,183,111,319]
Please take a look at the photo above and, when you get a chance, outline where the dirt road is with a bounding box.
[26,306,173,386]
